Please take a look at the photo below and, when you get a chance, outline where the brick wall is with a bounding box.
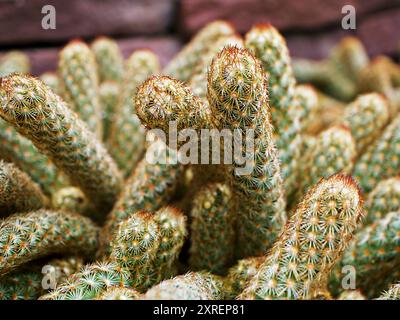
[0,0,398,75]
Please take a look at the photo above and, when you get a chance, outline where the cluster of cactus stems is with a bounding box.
[1,20,400,300]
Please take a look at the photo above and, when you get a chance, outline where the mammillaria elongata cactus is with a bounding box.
[239,175,364,299]
[0,74,123,215]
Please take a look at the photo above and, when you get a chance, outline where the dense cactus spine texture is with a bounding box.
[341,93,389,154]
[0,119,63,195]
[377,283,400,300]
[337,211,400,296]
[100,142,182,254]
[245,24,302,197]
[0,209,99,276]
[224,256,265,299]
[189,183,235,274]
[0,51,30,77]
[91,37,124,83]
[39,261,132,300]
[364,177,400,224]
[143,272,225,300]
[163,20,235,82]
[109,50,160,176]
[39,72,61,96]
[0,160,49,216]
[99,80,119,143]
[58,40,102,137]
[239,175,364,300]
[0,74,123,215]
[95,287,141,300]
[207,46,286,258]
[294,84,319,134]
[296,126,356,202]
[353,115,400,194]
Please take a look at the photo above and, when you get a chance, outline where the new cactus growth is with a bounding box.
[189,183,235,274]
[108,50,160,176]
[0,74,123,215]
[341,93,389,154]
[245,24,303,196]
[239,175,364,300]
[207,46,286,258]
[51,187,91,216]
[0,160,49,216]
[0,51,30,77]
[91,37,124,83]
[58,40,102,137]
[0,209,99,276]
[143,272,225,300]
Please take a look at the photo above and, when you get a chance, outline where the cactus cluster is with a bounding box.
[1,20,400,300]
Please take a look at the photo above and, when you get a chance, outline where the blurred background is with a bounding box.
[0,0,399,76]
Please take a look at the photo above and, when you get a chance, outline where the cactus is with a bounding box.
[341,93,389,154]
[95,287,141,300]
[91,37,124,83]
[337,290,366,300]
[364,177,400,225]
[0,160,49,216]
[39,72,61,96]
[99,80,120,143]
[0,209,99,276]
[189,183,235,274]
[239,175,363,300]
[100,141,182,255]
[336,211,400,297]
[0,74,123,215]
[0,256,83,300]
[353,115,400,194]
[143,272,225,300]
[108,50,160,176]
[207,46,287,258]
[0,51,30,77]
[163,20,235,82]
[39,261,133,300]
[224,256,265,299]
[377,283,400,300]
[245,24,303,196]
[58,40,102,137]
[294,84,319,134]
[51,187,92,217]
[0,119,64,195]
[296,126,356,202]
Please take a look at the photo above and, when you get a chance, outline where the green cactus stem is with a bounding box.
[189,183,235,274]
[239,175,364,300]
[0,119,64,195]
[143,272,225,300]
[0,74,123,216]
[207,46,287,258]
[353,115,400,194]
[51,186,94,217]
[108,50,160,176]
[0,160,49,216]
[91,37,124,83]
[341,93,389,155]
[58,40,102,137]
[294,84,319,135]
[245,24,303,196]
[100,141,183,255]
[39,72,61,96]
[224,256,265,299]
[99,80,120,143]
[364,177,400,225]
[163,20,235,82]
[0,209,99,276]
